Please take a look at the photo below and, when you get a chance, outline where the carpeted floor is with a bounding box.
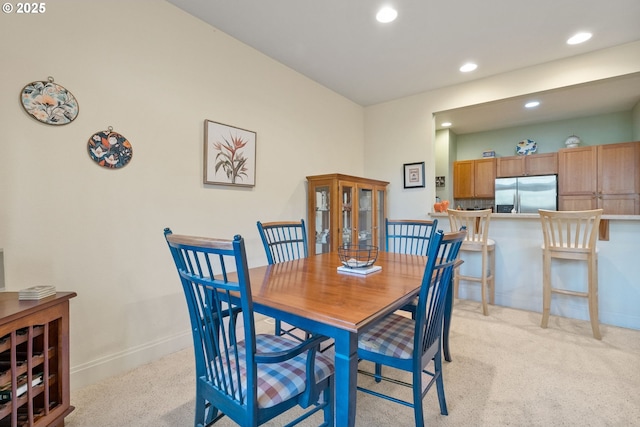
[65,300,640,426]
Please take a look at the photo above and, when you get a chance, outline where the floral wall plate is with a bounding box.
[516,139,537,156]
[20,78,79,125]
[87,128,133,169]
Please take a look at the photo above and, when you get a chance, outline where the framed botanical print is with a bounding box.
[204,120,256,187]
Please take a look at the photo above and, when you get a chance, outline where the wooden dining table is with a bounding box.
[246,250,455,427]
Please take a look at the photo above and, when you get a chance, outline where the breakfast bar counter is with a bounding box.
[429,212,640,331]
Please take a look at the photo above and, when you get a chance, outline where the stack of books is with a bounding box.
[18,285,56,300]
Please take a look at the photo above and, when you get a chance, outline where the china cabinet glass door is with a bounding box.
[358,187,373,247]
[313,184,331,254]
[340,185,353,247]
[376,188,385,248]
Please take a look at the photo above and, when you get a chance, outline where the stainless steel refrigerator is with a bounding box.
[495,175,558,213]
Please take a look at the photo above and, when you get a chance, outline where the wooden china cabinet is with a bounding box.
[306,174,389,255]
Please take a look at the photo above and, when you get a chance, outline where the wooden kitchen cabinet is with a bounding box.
[558,141,640,214]
[496,153,558,177]
[307,174,388,255]
[453,158,495,199]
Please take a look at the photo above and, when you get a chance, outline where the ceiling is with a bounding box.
[434,72,640,134]
[166,0,640,132]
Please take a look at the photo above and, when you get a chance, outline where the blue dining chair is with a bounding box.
[256,219,309,341]
[385,218,438,318]
[357,228,466,427]
[385,218,438,256]
[164,229,334,427]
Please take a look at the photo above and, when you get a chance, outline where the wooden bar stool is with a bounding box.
[447,209,495,316]
[538,209,603,339]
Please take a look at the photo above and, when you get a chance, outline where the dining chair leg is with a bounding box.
[195,394,205,427]
[453,266,460,299]
[588,255,601,340]
[434,351,448,416]
[412,370,425,427]
[541,251,551,329]
[374,363,382,382]
[322,377,334,427]
[489,248,496,305]
[480,249,489,316]
[443,281,453,362]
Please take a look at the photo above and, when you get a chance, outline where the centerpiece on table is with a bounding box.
[337,245,381,275]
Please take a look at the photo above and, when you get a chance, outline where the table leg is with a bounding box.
[333,329,358,427]
[443,277,453,362]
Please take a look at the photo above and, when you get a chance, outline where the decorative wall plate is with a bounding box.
[516,139,537,156]
[87,127,133,169]
[20,77,79,125]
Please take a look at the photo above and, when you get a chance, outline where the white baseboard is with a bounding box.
[70,330,192,391]
[70,314,274,391]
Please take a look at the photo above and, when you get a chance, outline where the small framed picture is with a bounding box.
[204,120,256,187]
[435,176,445,187]
[403,162,425,188]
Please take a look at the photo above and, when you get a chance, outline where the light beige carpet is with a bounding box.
[65,300,640,426]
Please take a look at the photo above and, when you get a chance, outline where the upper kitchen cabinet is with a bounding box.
[558,141,640,214]
[496,153,558,178]
[453,158,496,199]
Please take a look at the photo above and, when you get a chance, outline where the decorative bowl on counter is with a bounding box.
[516,139,537,156]
[338,245,378,268]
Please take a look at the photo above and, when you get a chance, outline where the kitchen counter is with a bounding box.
[430,212,640,220]
[428,211,640,331]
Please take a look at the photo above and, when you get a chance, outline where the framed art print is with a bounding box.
[403,162,425,188]
[204,120,256,187]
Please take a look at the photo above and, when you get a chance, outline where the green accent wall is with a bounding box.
[455,110,634,160]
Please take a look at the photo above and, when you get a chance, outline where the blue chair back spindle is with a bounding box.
[385,218,438,318]
[257,220,308,264]
[385,218,438,255]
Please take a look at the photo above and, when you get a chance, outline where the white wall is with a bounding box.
[0,0,365,389]
[434,129,455,203]
[364,41,640,219]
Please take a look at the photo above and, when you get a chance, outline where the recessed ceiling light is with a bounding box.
[525,101,540,108]
[376,7,398,23]
[567,32,592,45]
[441,122,452,127]
[459,62,477,73]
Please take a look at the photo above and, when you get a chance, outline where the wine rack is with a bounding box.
[0,293,75,427]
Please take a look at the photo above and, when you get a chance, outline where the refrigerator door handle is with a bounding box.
[518,194,521,213]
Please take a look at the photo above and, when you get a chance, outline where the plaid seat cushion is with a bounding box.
[210,334,333,409]
[358,314,414,359]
